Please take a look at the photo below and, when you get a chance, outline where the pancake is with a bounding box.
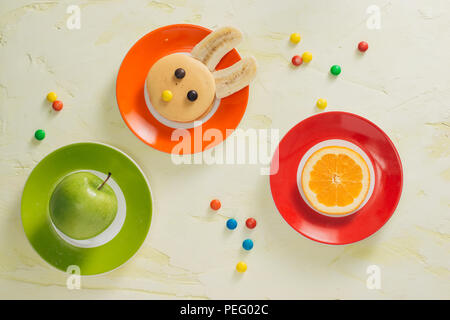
[146,53,216,123]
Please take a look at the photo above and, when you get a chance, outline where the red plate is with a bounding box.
[116,24,249,154]
[270,112,403,245]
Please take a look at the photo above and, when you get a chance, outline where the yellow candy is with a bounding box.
[290,33,301,44]
[46,92,57,102]
[302,52,312,63]
[236,261,247,273]
[162,90,173,102]
[316,98,327,109]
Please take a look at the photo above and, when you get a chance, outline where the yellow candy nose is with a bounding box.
[162,90,173,102]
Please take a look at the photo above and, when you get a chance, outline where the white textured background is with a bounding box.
[0,0,449,299]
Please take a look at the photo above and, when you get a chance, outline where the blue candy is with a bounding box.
[242,239,254,251]
[226,218,237,230]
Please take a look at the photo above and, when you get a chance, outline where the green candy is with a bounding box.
[34,129,45,140]
[330,65,341,76]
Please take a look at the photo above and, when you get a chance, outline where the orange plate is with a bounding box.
[116,24,249,154]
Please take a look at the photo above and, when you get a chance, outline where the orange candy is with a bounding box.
[52,100,63,111]
[210,199,221,210]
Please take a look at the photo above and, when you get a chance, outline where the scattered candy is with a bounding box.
[52,100,63,111]
[245,218,257,229]
[242,239,254,251]
[316,98,327,110]
[290,33,301,44]
[46,92,57,102]
[291,55,303,66]
[330,65,341,76]
[226,218,237,230]
[302,51,313,63]
[236,261,247,273]
[210,199,221,211]
[162,90,173,102]
[34,129,45,141]
[174,68,186,79]
[187,90,198,101]
[358,41,369,52]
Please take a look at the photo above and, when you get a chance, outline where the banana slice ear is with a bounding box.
[213,56,257,99]
[191,26,243,71]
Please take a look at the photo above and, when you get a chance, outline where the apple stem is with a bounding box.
[98,172,112,190]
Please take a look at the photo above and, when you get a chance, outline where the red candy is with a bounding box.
[358,41,369,52]
[291,55,303,66]
[246,218,257,229]
[52,100,63,111]
[210,199,221,211]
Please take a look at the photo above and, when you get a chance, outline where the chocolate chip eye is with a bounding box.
[174,68,185,79]
[187,90,198,101]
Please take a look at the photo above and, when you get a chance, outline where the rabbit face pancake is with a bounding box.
[146,53,216,123]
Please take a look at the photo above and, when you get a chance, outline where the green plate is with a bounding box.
[21,142,152,275]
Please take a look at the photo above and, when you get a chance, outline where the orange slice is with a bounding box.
[301,146,370,215]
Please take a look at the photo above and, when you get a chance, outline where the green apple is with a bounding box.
[49,172,118,240]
